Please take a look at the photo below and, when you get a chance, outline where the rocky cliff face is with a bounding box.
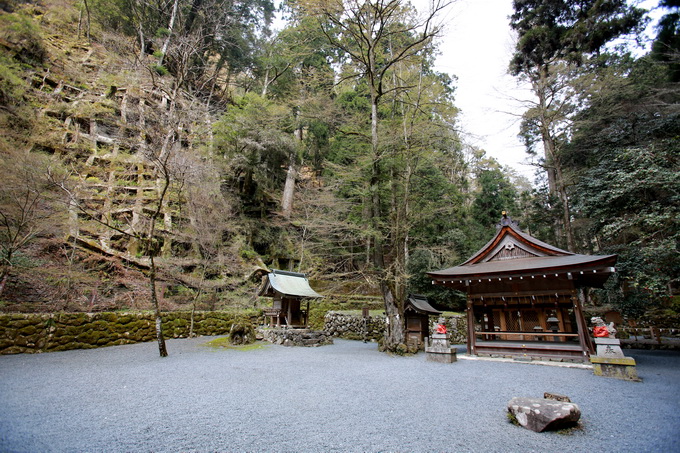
[0,1,255,311]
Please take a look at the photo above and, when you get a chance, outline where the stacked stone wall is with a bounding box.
[437,315,468,345]
[324,312,386,341]
[0,311,257,354]
[324,312,467,344]
[258,328,333,347]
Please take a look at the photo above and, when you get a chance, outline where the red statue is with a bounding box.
[591,316,617,338]
[593,326,609,337]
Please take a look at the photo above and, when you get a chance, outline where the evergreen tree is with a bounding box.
[509,0,645,250]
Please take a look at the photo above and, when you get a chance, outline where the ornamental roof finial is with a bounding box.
[497,211,520,230]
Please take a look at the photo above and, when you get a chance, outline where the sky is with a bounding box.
[423,0,534,178]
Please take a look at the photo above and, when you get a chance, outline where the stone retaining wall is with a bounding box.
[324,312,386,342]
[324,312,467,344]
[0,311,256,354]
[258,328,333,347]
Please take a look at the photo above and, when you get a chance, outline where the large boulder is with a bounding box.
[507,397,581,432]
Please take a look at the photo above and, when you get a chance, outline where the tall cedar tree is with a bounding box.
[304,0,452,351]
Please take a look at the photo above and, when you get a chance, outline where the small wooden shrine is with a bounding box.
[404,294,441,349]
[427,214,617,362]
[258,269,323,328]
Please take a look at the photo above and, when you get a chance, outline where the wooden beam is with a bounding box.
[469,289,574,299]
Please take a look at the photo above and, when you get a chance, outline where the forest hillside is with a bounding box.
[0,0,678,333]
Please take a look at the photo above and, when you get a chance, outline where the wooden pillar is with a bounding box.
[556,304,567,342]
[287,298,292,327]
[485,306,495,340]
[497,309,507,341]
[572,288,594,359]
[466,297,475,355]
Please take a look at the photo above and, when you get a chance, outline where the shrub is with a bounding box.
[151,64,168,76]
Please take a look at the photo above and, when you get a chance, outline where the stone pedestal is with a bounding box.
[425,333,457,363]
[594,337,625,358]
[591,337,639,381]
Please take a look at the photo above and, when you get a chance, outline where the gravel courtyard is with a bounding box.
[0,337,678,453]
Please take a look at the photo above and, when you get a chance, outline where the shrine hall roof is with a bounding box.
[258,269,323,299]
[428,254,617,279]
[427,215,617,288]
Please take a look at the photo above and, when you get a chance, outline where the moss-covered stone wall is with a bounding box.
[0,311,258,354]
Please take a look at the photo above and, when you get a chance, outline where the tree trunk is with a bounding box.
[189,302,195,338]
[281,160,296,219]
[138,25,145,61]
[159,0,180,66]
[382,281,404,348]
[0,270,8,296]
[370,91,405,350]
[149,254,168,357]
[536,74,575,251]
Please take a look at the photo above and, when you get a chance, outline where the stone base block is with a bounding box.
[426,349,457,363]
[590,356,640,381]
[594,337,626,358]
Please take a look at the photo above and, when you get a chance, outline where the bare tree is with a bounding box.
[0,152,66,295]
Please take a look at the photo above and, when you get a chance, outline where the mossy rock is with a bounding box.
[97,313,118,323]
[228,319,256,345]
[2,328,18,340]
[74,343,97,350]
[166,318,187,328]
[126,320,152,332]
[12,319,35,329]
[96,336,113,345]
[54,335,75,345]
[12,336,30,347]
[108,322,128,334]
[19,325,42,337]
[90,320,110,330]
[172,328,185,338]
[76,331,101,344]
[117,315,134,324]
[62,314,90,326]
[2,345,33,354]
[63,325,81,336]
[50,344,75,352]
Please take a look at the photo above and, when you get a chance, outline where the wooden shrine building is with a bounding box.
[404,294,442,349]
[259,269,323,328]
[427,214,617,362]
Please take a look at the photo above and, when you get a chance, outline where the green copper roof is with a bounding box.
[258,269,323,299]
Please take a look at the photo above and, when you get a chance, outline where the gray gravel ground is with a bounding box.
[0,337,678,453]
